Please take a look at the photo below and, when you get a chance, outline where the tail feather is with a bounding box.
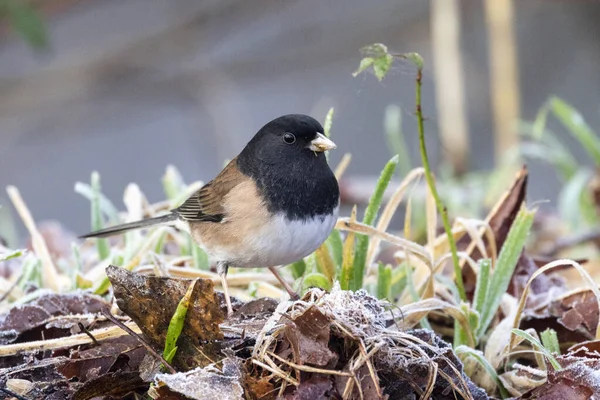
[79,212,178,239]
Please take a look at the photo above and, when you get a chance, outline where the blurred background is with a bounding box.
[1,0,600,241]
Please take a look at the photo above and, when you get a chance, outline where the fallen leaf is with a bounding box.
[519,352,600,399]
[285,375,334,400]
[71,371,145,400]
[106,265,224,370]
[154,356,244,400]
[284,305,336,367]
[57,335,146,382]
[0,291,109,345]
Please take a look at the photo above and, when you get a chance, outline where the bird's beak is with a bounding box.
[308,132,337,152]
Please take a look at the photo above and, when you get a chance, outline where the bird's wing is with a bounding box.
[175,157,247,222]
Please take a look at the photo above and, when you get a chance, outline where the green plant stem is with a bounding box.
[407,53,466,301]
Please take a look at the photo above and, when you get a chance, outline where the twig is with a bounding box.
[0,387,30,400]
[542,228,600,257]
[78,322,100,346]
[100,308,176,374]
[401,53,466,301]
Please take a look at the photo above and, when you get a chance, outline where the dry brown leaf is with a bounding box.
[106,265,224,370]
[0,291,109,345]
[284,305,337,368]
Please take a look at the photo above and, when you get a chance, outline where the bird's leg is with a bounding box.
[268,266,299,300]
[217,261,234,316]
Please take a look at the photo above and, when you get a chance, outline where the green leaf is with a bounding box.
[351,155,399,290]
[353,43,394,81]
[511,329,562,370]
[478,207,536,338]
[302,272,331,292]
[549,96,600,165]
[540,328,560,355]
[163,280,195,364]
[352,57,374,77]
[402,52,424,70]
[373,53,393,81]
[3,0,48,49]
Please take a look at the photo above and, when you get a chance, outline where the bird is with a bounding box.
[80,114,340,316]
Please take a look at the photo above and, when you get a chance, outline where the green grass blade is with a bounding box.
[0,248,25,262]
[478,208,536,338]
[540,328,560,355]
[384,104,412,176]
[511,329,562,370]
[74,182,120,223]
[549,96,600,165]
[315,244,336,283]
[324,107,334,137]
[90,172,110,260]
[472,258,491,316]
[377,263,392,300]
[340,206,357,290]
[163,280,195,364]
[327,230,344,272]
[162,165,186,202]
[191,243,209,270]
[352,155,399,290]
[558,168,596,230]
[455,345,510,399]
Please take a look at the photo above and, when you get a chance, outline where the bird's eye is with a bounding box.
[283,132,296,144]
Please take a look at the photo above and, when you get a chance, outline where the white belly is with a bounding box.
[210,208,338,268]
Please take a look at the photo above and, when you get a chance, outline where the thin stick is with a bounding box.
[401,54,466,301]
[100,308,176,374]
[78,322,100,346]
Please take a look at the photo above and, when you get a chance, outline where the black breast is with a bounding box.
[237,154,339,221]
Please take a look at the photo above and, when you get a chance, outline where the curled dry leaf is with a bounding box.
[106,265,224,371]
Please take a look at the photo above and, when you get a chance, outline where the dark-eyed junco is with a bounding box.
[80,114,340,315]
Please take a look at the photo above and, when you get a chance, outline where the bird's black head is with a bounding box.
[239,114,336,166]
[237,114,339,220]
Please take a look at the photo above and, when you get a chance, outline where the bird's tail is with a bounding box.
[79,212,178,239]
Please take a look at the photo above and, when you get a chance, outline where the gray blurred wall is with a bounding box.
[1,0,599,238]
